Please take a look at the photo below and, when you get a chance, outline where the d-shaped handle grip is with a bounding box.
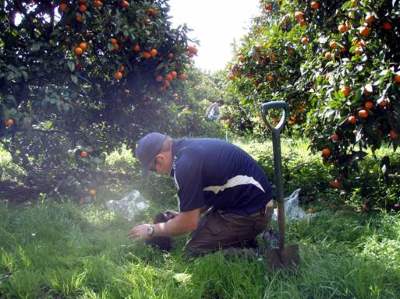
[261,101,289,134]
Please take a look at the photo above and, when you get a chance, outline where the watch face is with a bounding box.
[147,225,154,236]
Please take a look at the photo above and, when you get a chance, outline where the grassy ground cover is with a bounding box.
[1,139,400,298]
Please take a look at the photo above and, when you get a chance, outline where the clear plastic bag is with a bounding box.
[272,188,309,221]
[105,190,149,221]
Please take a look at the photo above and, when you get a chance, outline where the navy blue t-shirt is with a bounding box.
[171,138,273,215]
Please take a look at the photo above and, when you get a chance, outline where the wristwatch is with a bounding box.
[147,224,155,237]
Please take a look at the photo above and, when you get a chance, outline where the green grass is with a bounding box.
[1,201,400,298]
[1,139,400,298]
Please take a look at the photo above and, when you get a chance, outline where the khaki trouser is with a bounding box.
[184,206,270,257]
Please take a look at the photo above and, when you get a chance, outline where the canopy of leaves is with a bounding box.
[225,0,400,183]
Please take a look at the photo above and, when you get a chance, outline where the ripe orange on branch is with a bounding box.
[365,13,375,25]
[79,42,88,51]
[348,115,356,124]
[132,44,141,53]
[120,0,129,8]
[264,3,273,12]
[80,151,89,158]
[358,109,368,119]
[150,48,158,57]
[364,101,374,110]
[389,130,399,140]
[142,51,152,59]
[79,4,87,13]
[114,71,123,80]
[310,1,321,10]
[329,179,341,189]
[74,46,83,56]
[330,133,339,142]
[301,36,309,45]
[359,26,371,37]
[338,23,348,33]
[4,118,15,128]
[93,0,103,8]
[322,147,331,158]
[341,86,351,97]
[394,74,400,84]
[382,22,393,31]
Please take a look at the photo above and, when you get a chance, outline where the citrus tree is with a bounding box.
[0,0,197,200]
[226,0,400,202]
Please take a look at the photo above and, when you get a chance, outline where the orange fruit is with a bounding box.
[358,109,368,118]
[4,118,15,128]
[150,48,158,57]
[310,1,321,10]
[301,36,309,45]
[170,71,177,79]
[79,4,87,13]
[79,42,88,51]
[338,23,348,33]
[74,46,83,56]
[111,38,118,45]
[121,0,129,8]
[364,101,374,110]
[146,7,158,16]
[394,74,400,84]
[89,189,97,197]
[187,45,198,56]
[266,74,274,82]
[330,133,339,142]
[341,86,351,97]
[365,13,375,25]
[359,26,371,37]
[324,52,332,60]
[354,46,363,56]
[165,73,173,81]
[132,44,141,53]
[264,3,273,12]
[348,115,356,124]
[80,151,89,158]
[294,11,304,20]
[114,71,123,80]
[322,147,331,158]
[329,179,341,189]
[389,130,399,140]
[142,51,151,59]
[382,22,393,31]
[93,0,103,8]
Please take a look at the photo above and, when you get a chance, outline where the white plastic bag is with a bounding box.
[105,190,149,221]
[272,188,310,221]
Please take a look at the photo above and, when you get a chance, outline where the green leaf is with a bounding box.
[67,61,75,72]
[71,74,78,84]
[31,43,41,52]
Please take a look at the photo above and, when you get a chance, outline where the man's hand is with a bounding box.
[128,224,153,240]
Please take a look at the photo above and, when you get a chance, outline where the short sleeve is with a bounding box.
[174,152,205,212]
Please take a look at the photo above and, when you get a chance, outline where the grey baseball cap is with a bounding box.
[135,132,167,176]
